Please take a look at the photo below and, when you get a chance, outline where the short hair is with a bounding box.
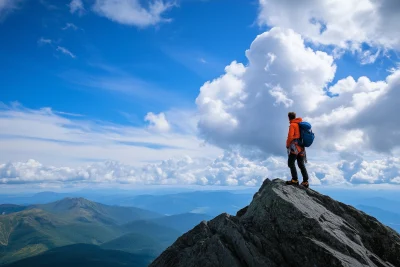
[288,112,296,120]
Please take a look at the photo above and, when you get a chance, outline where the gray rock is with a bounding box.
[149,178,400,267]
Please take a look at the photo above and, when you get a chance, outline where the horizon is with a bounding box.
[1,0,400,191]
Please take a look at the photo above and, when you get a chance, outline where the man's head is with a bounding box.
[288,112,296,121]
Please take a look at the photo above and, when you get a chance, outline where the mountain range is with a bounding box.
[0,197,210,265]
[1,182,400,266]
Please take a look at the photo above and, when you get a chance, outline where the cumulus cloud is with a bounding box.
[145,112,170,132]
[92,0,175,27]
[196,27,336,156]
[350,70,400,153]
[347,157,400,184]
[69,0,84,15]
[257,0,400,51]
[195,24,400,158]
[307,68,400,154]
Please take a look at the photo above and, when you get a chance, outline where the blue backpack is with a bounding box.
[298,122,315,147]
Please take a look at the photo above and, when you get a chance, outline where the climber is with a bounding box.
[285,112,309,188]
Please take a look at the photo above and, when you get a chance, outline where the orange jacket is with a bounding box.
[286,118,304,153]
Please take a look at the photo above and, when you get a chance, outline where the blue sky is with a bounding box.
[1,0,261,125]
[1,0,400,189]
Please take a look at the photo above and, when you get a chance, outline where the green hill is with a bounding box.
[4,244,153,267]
[31,197,162,225]
[101,233,164,256]
[0,197,184,265]
[0,208,121,264]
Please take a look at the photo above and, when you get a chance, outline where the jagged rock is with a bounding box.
[149,178,400,267]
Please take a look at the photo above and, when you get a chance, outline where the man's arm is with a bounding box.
[286,124,294,148]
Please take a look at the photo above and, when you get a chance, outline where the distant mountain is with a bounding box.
[0,198,166,264]
[0,208,121,264]
[355,197,400,214]
[4,244,153,267]
[122,220,181,246]
[101,213,213,256]
[101,233,164,256]
[30,197,162,225]
[117,191,253,216]
[150,213,213,233]
[356,204,400,233]
[0,205,26,215]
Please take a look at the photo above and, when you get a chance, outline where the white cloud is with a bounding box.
[56,46,76,58]
[1,103,399,187]
[145,112,170,132]
[196,27,336,156]
[308,69,400,153]
[350,70,400,153]
[37,37,52,45]
[360,48,381,65]
[0,103,221,168]
[37,39,77,60]
[3,150,399,187]
[349,157,400,184]
[257,0,400,51]
[0,152,287,186]
[195,24,400,158]
[268,85,293,108]
[69,0,84,15]
[62,23,78,31]
[92,0,175,27]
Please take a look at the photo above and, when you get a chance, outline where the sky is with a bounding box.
[1,0,400,191]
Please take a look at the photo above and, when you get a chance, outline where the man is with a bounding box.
[285,112,309,188]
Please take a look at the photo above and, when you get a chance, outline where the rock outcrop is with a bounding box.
[150,178,400,267]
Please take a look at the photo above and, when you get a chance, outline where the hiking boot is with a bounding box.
[285,179,299,186]
[301,181,309,188]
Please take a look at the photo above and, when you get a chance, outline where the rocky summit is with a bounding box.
[150,178,400,267]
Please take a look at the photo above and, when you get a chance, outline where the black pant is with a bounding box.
[288,153,309,182]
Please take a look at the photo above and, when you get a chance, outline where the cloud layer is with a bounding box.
[2,151,399,187]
